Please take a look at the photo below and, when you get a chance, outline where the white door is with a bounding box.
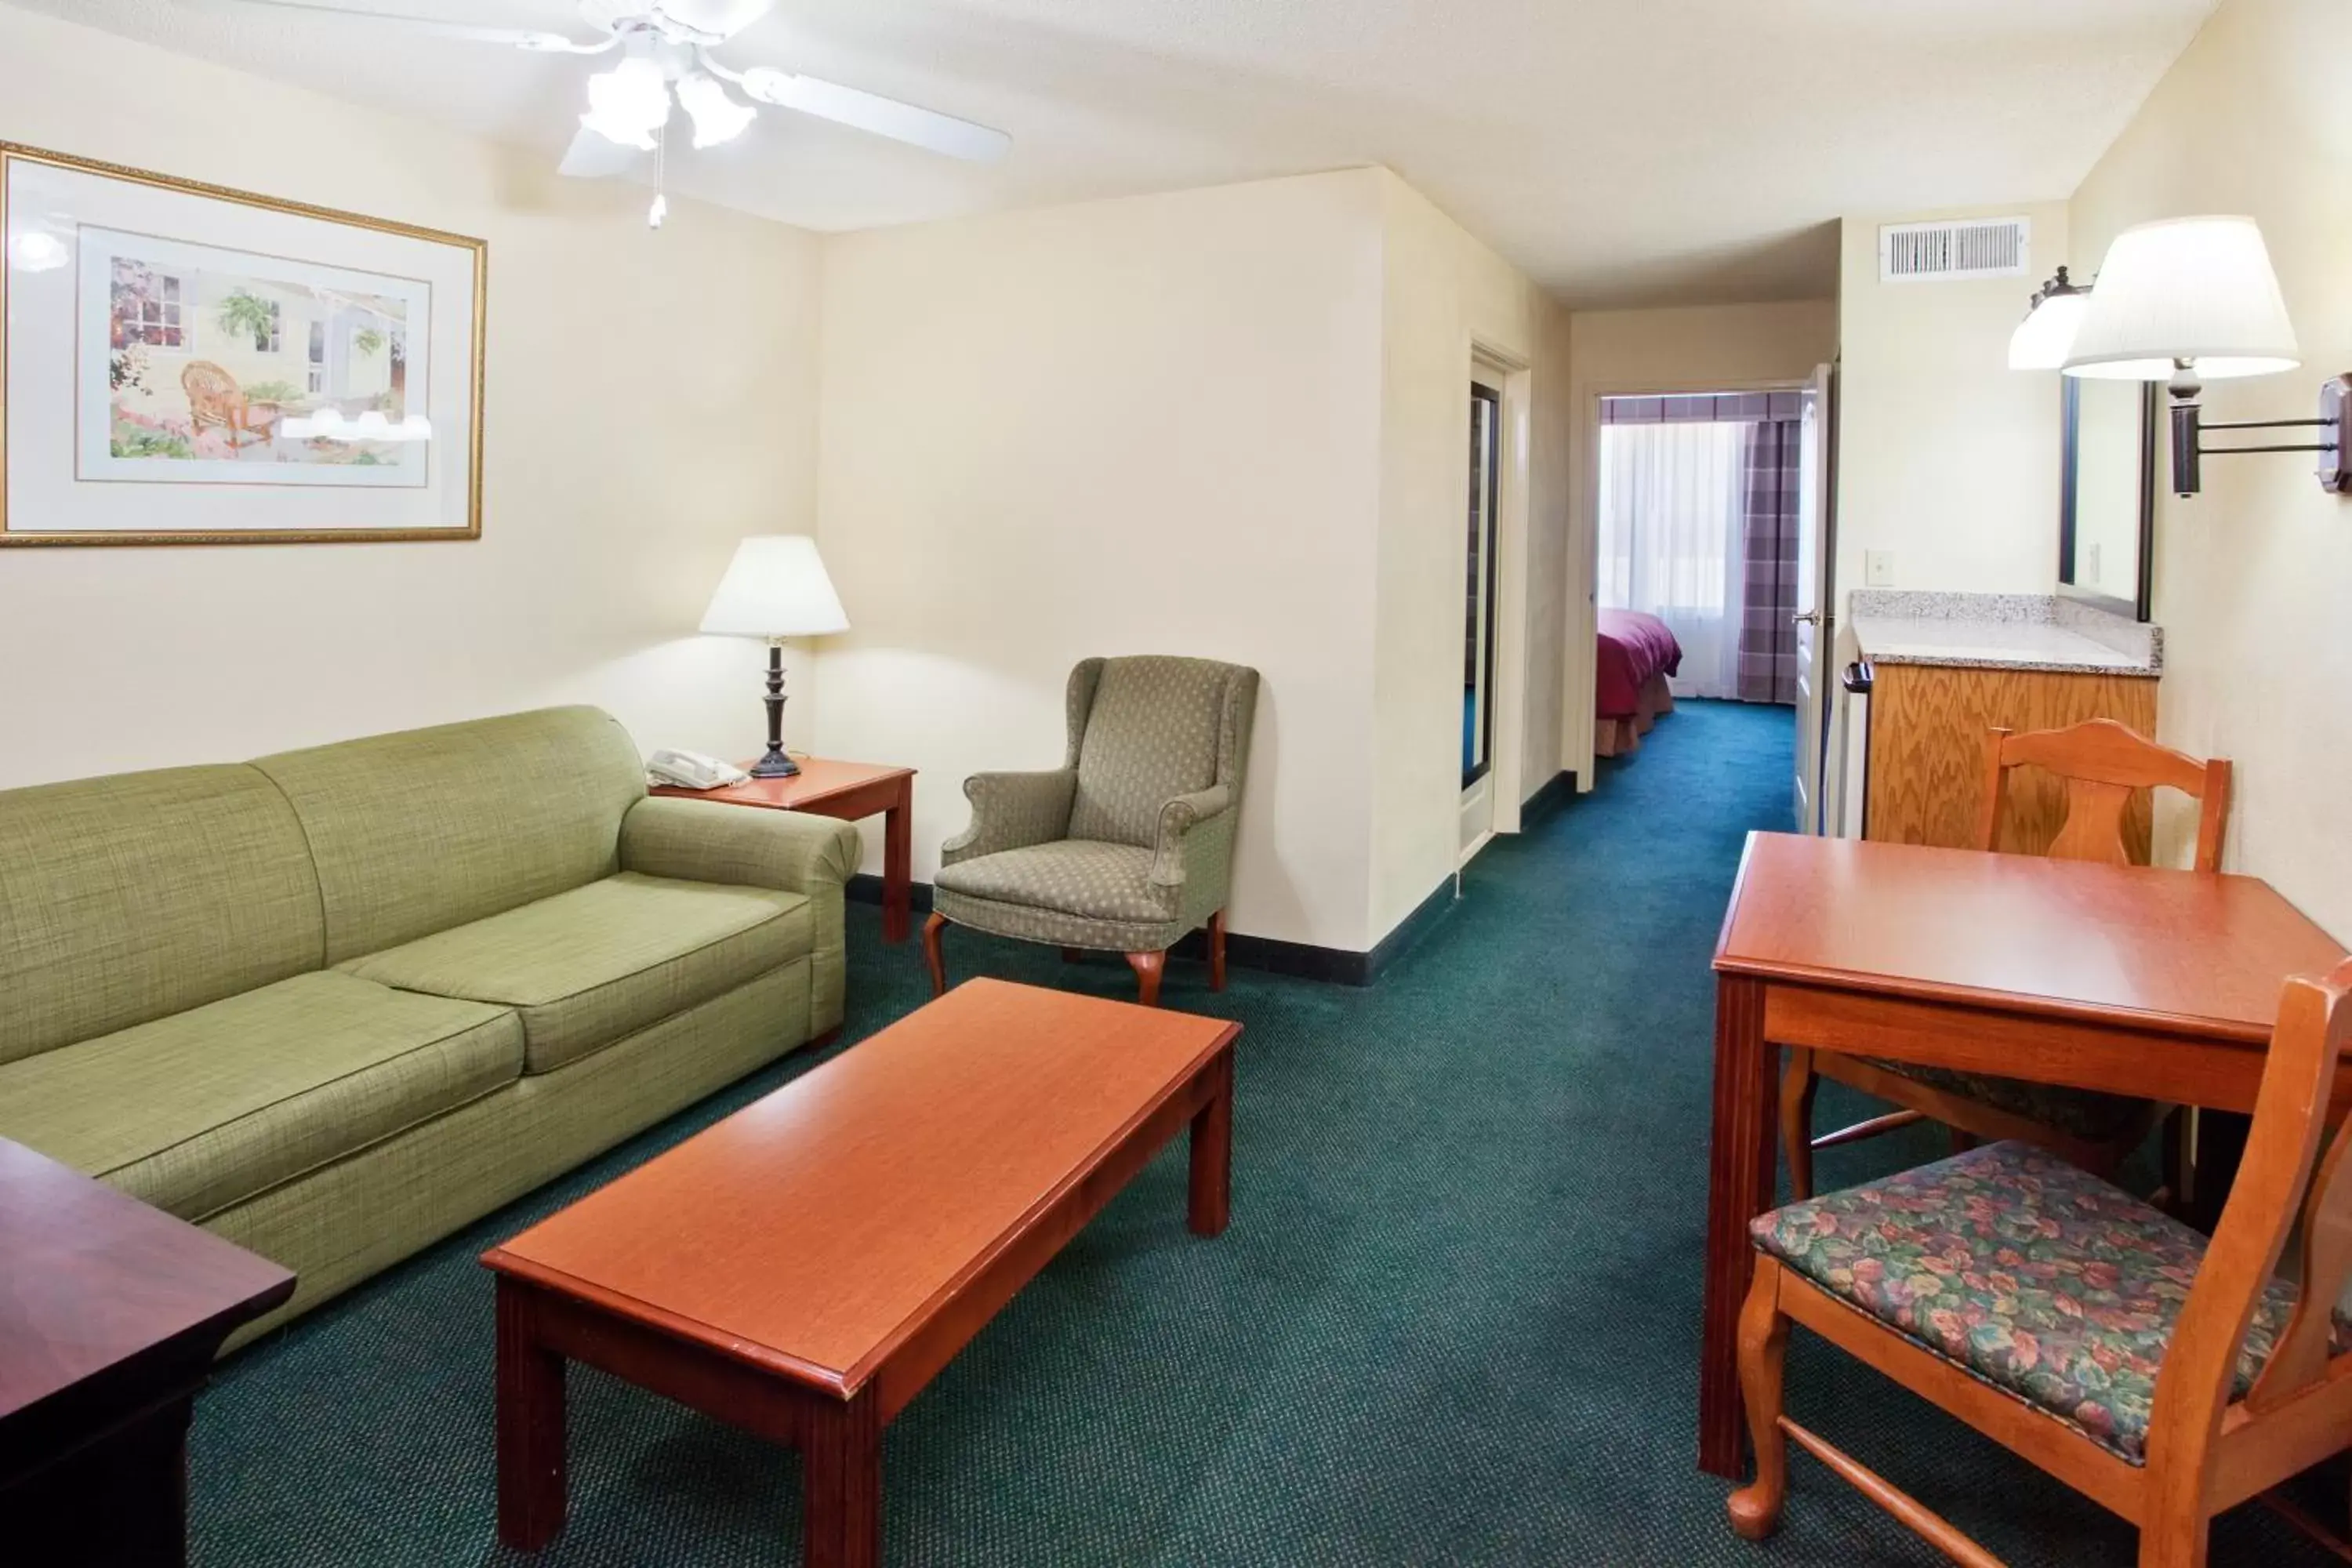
[1791,363,1835,833]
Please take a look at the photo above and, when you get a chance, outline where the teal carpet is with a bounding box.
[190,699,2331,1566]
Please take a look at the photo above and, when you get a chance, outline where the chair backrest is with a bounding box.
[1062,656,1258,848]
[2143,956,2352,1504]
[1976,717,2232,872]
[181,360,240,416]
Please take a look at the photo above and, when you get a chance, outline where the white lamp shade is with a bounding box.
[2008,289,2093,371]
[2063,216,2299,381]
[699,535,850,638]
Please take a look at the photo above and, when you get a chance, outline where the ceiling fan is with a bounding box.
[217,0,1011,222]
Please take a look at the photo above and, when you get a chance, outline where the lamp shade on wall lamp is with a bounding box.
[699,535,849,639]
[2008,284,2093,370]
[2063,216,2299,382]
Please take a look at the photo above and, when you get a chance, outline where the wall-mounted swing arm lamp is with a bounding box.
[2061,215,2350,498]
[2007,265,2094,370]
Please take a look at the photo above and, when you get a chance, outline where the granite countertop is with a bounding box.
[1846,591,2162,677]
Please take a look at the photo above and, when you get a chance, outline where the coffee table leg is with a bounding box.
[1189,1049,1233,1238]
[496,1278,568,1551]
[801,1388,881,1568]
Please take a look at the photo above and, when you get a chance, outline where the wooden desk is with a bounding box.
[653,759,916,943]
[0,1138,294,1565]
[1698,832,2346,1480]
[482,979,1239,1566]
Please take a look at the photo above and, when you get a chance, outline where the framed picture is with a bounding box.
[1,143,485,545]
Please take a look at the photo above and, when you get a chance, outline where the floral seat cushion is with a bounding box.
[1864,1059,2151,1143]
[1751,1142,2343,1464]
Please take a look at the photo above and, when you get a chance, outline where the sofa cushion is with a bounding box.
[0,971,521,1221]
[934,840,1169,924]
[253,706,648,965]
[0,764,325,1067]
[1751,1141,2347,1465]
[341,873,811,1073]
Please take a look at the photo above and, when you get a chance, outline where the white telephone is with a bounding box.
[646,749,751,790]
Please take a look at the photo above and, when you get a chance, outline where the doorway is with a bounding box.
[1583,379,1825,815]
[1459,376,1503,860]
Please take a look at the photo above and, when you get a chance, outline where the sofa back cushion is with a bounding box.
[253,706,646,964]
[0,765,325,1065]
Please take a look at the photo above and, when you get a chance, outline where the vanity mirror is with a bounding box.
[2058,377,2156,620]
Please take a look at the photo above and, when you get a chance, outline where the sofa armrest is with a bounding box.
[942,768,1076,867]
[619,797,861,895]
[620,797,862,1039]
[1148,783,1232,887]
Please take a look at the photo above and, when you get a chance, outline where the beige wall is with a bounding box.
[811,170,1388,950]
[1562,299,1838,784]
[1371,172,1571,938]
[2070,0,2352,938]
[813,166,1570,953]
[1834,202,2071,604]
[0,5,823,788]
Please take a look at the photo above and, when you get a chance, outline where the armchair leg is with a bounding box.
[923,913,949,998]
[1125,949,1167,1007]
[1208,911,1228,993]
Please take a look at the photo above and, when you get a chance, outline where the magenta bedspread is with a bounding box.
[1596,609,1682,719]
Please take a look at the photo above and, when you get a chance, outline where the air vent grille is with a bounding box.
[1878,217,2031,282]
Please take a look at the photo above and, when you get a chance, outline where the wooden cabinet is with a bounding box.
[1864,662,2159,857]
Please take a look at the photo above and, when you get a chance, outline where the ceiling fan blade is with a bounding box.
[739,71,1011,163]
[209,0,610,50]
[652,0,778,42]
[558,124,646,179]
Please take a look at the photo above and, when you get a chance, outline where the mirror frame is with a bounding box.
[2057,378,2158,622]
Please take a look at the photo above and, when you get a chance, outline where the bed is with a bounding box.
[1595,608,1682,757]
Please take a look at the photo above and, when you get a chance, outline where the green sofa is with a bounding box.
[0,706,857,1345]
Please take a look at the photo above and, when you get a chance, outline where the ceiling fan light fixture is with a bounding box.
[580,54,672,151]
[677,71,757,148]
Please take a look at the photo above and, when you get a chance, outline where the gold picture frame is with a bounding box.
[0,142,486,546]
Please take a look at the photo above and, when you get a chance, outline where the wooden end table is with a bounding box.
[482,978,1239,1566]
[652,759,916,943]
[0,1138,295,1566]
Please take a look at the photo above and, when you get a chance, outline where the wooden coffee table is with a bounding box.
[481,978,1240,1566]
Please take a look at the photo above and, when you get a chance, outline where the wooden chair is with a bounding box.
[180,361,282,451]
[1782,719,2234,1200]
[1731,955,2352,1568]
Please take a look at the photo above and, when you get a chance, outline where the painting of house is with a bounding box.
[88,226,430,483]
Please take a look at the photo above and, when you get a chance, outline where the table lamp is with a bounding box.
[699,535,848,778]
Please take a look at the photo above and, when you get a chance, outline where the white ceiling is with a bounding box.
[13,0,2216,308]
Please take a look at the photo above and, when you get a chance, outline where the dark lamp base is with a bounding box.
[750,747,800,779]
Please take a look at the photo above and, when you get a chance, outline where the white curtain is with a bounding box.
[1596,421,1748,699]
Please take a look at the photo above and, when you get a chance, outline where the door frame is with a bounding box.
[1567,374,1812,793]
[1467,342,1532,858]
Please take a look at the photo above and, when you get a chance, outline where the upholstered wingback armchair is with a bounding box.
[924,655,1260,1006]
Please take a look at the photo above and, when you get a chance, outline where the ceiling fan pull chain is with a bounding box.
[649,124,669,230]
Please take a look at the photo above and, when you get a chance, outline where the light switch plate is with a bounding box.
[1865,550,1896,588]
